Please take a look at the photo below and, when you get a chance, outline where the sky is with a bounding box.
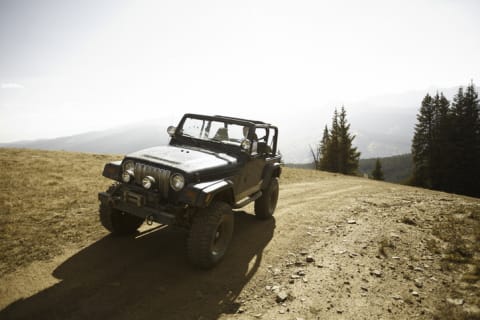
[0,0,479,142]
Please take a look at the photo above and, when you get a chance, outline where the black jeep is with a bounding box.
[98,113,281,268]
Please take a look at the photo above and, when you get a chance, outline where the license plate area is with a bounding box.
[123,191,145,207]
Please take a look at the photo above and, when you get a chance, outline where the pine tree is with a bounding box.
[411,94,435,188]
[317,107,360,175]
[371,158,384,180]
[319,125,330,170]
[430,92,451,190]
[449,83,480,196]
[327,109,340,172]
[337,106,360,174]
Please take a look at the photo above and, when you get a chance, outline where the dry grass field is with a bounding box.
[1,148,479,320]
[0,148,119,274]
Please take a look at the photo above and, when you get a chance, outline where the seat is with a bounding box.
[213,128,229,140]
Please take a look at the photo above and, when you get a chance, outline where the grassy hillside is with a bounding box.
[359,153,413,183]
[0,148,121,274]
[286,153,413,183]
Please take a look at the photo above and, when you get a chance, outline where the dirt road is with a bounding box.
[1,171,479,319]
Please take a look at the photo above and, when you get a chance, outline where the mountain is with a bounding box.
[2,87,477,162]
[358,153,413,183]
[0,121,170,155]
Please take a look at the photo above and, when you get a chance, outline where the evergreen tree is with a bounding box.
[411,94,435,187]
[317,107,360,175]
[371,158,384,180]
[337,106,360,174]
[327,109,340,172]
[449,83,480,196]
[430,92,451,190]
[319,125,330,170]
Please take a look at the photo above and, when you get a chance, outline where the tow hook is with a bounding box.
[146,215,154,226]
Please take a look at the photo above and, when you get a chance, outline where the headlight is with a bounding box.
[170,173,185,191]
[142,176,155,189]
[121,160,135,183]
[122,170,134,183]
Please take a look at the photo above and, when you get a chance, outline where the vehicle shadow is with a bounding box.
[1,211,275,320]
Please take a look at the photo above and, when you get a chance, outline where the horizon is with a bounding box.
[1,0,479,143]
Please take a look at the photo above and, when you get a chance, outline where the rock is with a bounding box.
[300,250,308,256]
[291,274,300,279]
[297,270,306,276]
[289,279,295,284]
[446,298,464,306]
[414,279,423,288]
[276,291,289,303]
[412,291,419,297]
[392,256,400,260]
[414,267,424,272]
[463,304,480,317]
[254,314,262,318]
[237,308,245,314]
[306,255,315,263]
[370,270,383,277]
[302,277,308,283]
[347,220,357,224]
[265,285,272,291]
[316,263,324,268]
[392,295,402,300]
[272,268,282,275]
[361,286,368,291]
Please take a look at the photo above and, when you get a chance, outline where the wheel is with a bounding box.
[99,186,144,236]
[254,177,279,220]
[187,201,234,269]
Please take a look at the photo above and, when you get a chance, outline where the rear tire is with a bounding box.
[254,177,279,220]
[99,185,144,236]
[187,201,234,269]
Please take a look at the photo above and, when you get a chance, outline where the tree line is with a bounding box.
[411,82,479,197]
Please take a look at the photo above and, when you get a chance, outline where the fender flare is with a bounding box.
[260,163,282,190]
[179,179,234,208]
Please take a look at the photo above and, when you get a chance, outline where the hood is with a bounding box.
[126,145,238,174]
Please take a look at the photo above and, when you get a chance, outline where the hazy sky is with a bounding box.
[1,0,479,142]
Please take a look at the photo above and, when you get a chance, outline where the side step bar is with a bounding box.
[233,191,262,209]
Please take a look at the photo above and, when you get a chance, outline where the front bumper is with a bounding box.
[98,190,177,225]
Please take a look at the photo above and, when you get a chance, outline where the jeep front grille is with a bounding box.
[134,163,171,198]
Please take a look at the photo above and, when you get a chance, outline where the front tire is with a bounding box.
[254,177,279,220]
[187,201,234,269]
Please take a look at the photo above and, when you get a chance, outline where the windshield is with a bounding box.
[179,117,247,147]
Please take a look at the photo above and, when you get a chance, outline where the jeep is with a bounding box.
[98,113,281,268]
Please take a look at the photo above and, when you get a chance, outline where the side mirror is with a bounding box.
[167,126,176,137]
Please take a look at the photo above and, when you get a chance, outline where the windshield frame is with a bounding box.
[171,113,278,155]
